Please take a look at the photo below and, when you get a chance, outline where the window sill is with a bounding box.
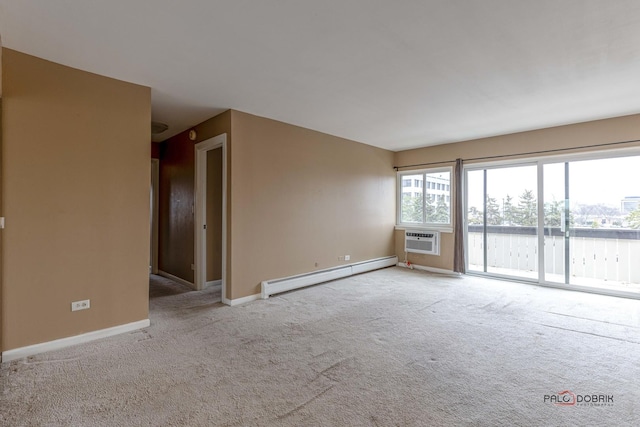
[395,225,453,234]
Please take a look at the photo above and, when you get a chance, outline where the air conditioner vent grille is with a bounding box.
[404,229,440,256]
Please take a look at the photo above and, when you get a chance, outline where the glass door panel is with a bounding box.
[465,165,538,279]
[485,166,538,279]
[567,156,640,293]
[543,162,567,284]
[466,169,485,272]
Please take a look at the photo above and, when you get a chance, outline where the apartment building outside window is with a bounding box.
[397,167,452,229]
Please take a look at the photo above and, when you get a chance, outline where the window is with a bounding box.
[402,179,411,187]
[397,167,452,228]
[464,152,640,296]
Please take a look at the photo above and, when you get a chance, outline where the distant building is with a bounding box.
[401,173,451,203]
[621,196,640,213]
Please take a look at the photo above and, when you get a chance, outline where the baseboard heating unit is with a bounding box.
[261,255,398,299]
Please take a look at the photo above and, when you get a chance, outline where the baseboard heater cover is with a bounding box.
[261,256,398,299]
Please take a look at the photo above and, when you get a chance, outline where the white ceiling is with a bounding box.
[2,1,640,151]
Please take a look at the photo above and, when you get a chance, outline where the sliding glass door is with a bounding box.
[542,162,568,285]
[466,163,538,280]
[466,153,640,296]
[567,156,640,292]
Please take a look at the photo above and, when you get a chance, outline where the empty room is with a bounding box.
[1,1,640,426]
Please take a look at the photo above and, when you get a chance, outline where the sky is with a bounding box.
[466,155,640,211]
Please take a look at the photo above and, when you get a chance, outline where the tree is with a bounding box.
[433,196,450,223]
[516,189,537,226]
[401,194,423,223]
[425,195,435,221]
[502,195,517,225]
[544,199,575,227]
[486,196,502,225]
[626,207,640,229]
[468,206,483,225]
[544,200,562,227]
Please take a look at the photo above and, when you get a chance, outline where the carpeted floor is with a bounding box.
[1,267,639,426]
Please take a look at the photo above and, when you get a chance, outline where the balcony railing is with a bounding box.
[466,226,640,290]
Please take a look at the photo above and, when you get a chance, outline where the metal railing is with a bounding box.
[467,226,640,285]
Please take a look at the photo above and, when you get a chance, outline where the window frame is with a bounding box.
[396,166,453,232]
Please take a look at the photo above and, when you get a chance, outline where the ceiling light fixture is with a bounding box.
[151,121,169,134]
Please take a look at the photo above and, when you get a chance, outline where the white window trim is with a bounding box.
[396,166,453,233]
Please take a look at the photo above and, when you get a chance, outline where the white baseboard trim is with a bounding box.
[157,270,195,290]
[261,256,398,299]
[205,279,222,289]
[1,319,150,363]
[222,293,261,306]
[397,262,460,276]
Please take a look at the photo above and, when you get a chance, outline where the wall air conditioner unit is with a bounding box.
[405,230,440,256]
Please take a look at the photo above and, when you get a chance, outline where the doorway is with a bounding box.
[194,134,227,302]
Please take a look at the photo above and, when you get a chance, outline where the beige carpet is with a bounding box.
[1,268,639,426]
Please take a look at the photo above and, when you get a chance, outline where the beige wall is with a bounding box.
[159,110,395,300]
[206,148,223,282]
[394,114,640,271]
[229,111,396,299]
[1,49,151,351]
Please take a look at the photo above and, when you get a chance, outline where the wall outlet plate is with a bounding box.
[345,255,351,261]
[71,299,90,312]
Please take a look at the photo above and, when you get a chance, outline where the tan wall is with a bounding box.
[206,148,223,282]
[1,49,151,350]
[394,228,455,271]
[394,114,640,271]
[229,111,396,299]
[158,111,231,286]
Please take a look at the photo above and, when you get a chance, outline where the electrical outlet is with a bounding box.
[345,255,350,261]
[71,299,90,312]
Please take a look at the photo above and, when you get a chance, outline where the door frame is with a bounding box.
[150,158,160,274]
[194,134,227,300]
